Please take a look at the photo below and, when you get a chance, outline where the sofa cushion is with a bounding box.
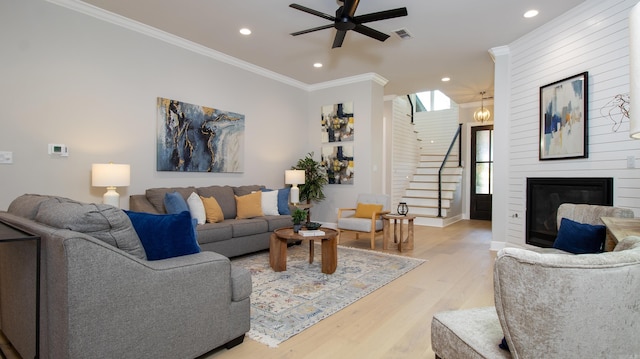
[263,215,294,232]
[233,185,263,197]
[231,218,268,237]
[553,217,606,254]
[197,185,236,219]
[277,188,291,215]
[235,192,263,219]
[201,196,224,223]
[196,222,233,244]
[146,187,197,213]
[125,210,200,260]
[261,190,280,216]
[164,191,189,214]
[8,194,56,220]
[35,198,146,260]
[187,192,206,225]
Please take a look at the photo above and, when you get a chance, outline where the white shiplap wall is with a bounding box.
[391,96,420,209]
[414,104,461,155]
[505,0,640,246]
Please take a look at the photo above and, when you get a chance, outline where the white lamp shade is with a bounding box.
[630,3,640,138]
[285,169,305,185]
[91,163,131,187]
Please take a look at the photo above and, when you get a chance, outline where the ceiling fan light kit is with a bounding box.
[289,0,408,48]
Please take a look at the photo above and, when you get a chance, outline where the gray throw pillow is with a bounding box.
[35,198,146,260]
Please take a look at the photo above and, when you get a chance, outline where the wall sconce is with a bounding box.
[91,163,130,208]
[630,2,640,138]
[473,91,491,123]
[285,169,305,205]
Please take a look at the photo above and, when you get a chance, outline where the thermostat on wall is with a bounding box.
[48,144,69,157]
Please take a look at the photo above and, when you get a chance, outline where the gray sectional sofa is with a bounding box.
[0,194,251,359]
[129,184,294,258]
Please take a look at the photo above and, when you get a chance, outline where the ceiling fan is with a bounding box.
[289,0,408,48]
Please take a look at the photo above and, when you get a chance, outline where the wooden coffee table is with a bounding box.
[270,227,338,274]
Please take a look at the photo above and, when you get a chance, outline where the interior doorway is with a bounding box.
[470,125,493,220]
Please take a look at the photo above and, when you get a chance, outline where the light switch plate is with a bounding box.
[0,151,13,164]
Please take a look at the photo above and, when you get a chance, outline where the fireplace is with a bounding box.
[526,177,613,248]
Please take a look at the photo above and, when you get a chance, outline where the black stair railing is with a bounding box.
[438,123,463,217]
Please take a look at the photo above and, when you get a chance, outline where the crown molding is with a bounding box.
[307,73,389,92]
[47,0,310,90]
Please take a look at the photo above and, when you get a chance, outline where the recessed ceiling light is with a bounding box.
[313,63,323,68]
[441,77,451,82]
[524,10,539,18]
[239,28,252,35]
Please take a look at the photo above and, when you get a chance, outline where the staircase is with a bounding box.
[400,154,463,227]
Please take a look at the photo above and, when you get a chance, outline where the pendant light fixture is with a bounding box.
[473,91,491,123]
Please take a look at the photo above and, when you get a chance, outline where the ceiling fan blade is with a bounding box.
[342,0,360,17]
[332,30,347,48]
[291,24,335,36]
[353,24,390,42]
[354,7,408,24]
[289,4,335,22]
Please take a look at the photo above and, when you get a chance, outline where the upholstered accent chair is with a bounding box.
[431,208,640,359]
[336,193,390,249]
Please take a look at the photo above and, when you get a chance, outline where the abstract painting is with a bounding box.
[321,145,354,184]
[157,97,244,172]
[539,72,588,160]
[321,102,354,143]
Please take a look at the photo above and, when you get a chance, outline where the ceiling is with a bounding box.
[79,0,585,104]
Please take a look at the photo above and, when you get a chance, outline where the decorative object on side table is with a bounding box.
[397,202,409,216]
[291,208,307,233]
[91,163,130,208]
[285,169,305,205]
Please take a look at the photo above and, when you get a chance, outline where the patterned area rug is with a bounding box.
[231,244,426,347]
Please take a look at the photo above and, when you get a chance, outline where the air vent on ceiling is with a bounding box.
[393,28,413,40]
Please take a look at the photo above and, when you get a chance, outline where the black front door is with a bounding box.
[470,125,493,220]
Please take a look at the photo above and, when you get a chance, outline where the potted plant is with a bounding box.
[293,152,328,204]
[291,208,307,233]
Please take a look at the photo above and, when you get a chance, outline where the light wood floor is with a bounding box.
[207,219,496,359]
[0,220,495,359]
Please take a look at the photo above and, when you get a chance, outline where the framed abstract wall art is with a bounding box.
[321,144,354,184]
[539,72,588,160]
[321,102,354,143]
[157,97,245,172]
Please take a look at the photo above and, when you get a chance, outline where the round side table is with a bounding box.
[382,214,416,252]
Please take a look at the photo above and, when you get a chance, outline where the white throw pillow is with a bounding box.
[187,192,206,225]
[261,190,280,216]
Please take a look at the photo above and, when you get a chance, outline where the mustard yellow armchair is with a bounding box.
[337,193,390,249]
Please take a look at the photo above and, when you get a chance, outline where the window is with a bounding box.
[414,90,451,112]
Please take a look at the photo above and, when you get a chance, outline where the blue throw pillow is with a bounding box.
[277,187,291,215]
[164,191,189,214]
[125,210,200,260]
[553,218,606,254]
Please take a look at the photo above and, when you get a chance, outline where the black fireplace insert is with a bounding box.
[526,177,613,248]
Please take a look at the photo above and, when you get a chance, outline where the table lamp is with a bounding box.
[285,169,305,205]
[91,163,130,208]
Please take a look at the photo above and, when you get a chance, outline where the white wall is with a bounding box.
[307,77,386,223]
[0,0,309,209]
[497,0,640,247]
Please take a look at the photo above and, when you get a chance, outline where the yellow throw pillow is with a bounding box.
[354,203,383,218]
[235,191,264,219]
[200,196,224,223]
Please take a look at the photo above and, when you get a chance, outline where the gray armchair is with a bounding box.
[431,235,640,359]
